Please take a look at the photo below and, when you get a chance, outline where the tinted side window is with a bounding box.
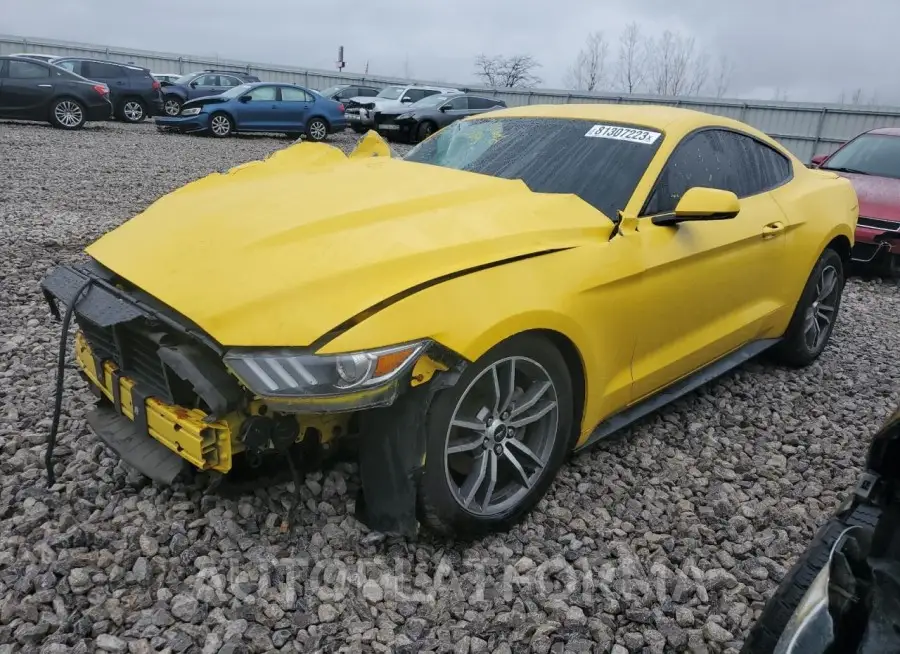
[359,87,379,97]
[54,60,79,75]
[219,75,241,88]
[404,89,427,102]
[281,86,313,102]
[84,62,123,78]
[8,60,49,79]
[643,130,739,215]
[445,96,469,110]
[469,96,499,109]
[195,75,219,86]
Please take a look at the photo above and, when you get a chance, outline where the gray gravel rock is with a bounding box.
[0,119,897,653]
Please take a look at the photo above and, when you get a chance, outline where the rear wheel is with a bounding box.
[417,334,574,538]
[208,112,233,138]
[119,98,146,123]
[770,248,844,367]
[50,98,86,130]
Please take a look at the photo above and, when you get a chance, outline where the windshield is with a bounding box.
[403,117,664,221]
[822,134,900,179]
[173,72,200,86]
[376,86,405,100]
[219,83,255,99]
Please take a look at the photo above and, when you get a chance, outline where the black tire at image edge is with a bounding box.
[739,503,881,654]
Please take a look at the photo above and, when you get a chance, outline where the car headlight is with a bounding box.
[223,341,428,401]
[396,113,413,120]
[180,107,201,116]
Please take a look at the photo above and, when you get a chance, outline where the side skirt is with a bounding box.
[575,338,781,451]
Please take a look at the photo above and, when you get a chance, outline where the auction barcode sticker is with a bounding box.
[584,124,662,144]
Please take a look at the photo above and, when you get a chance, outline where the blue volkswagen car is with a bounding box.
[154,82,347,141]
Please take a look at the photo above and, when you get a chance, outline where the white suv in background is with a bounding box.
[344,84,459,132]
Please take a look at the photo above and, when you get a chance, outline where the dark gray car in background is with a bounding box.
[373,92,507,143]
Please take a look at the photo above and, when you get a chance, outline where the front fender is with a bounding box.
[318,242,643,438]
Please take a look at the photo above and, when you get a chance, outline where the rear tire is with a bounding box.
[740,504,881,654]
[119,98,147,123]
[417,334,574,538]
[49,98,86,130]
[770,248,844,367]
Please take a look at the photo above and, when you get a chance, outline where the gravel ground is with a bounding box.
[0,118,898,654]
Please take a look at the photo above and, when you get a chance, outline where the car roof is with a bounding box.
[482,103,777,140]
[867,127,900,137]
[50,56,145,69]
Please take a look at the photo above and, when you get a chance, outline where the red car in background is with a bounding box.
[811,128,900,276]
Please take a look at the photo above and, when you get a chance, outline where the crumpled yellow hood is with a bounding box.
[87,138,612,348]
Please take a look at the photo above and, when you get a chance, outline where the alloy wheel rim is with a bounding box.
[123,101,143,121]
[164,100,180,116]
[211,116,230,136]
[310,121,326,140]
[804,264,839,350]
[444,356,559,517]
[55,101,82,127]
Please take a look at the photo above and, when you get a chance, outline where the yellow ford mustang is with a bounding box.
[41,104,858,538]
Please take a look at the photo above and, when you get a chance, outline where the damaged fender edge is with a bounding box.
[354,363,463,538]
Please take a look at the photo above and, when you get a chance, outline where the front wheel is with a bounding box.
[417,121,436,142]
[50,98,86,130]
[770,248,844,367]
[163,95,182,117]
[417,334,574,538]
[305,118,328,142]
[208,112,233,138]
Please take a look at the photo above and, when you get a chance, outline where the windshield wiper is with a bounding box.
[822,166,870,175]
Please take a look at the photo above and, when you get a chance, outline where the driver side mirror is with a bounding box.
[439,104,451,111]
[810,154,828,167]
[189,81,198,88]
[401,96,413,103]
[652,187,740,226]
[238,95,252,103]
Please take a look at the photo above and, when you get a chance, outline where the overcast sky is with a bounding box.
[4,0,898,105]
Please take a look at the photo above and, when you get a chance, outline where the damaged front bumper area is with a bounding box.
[40,260,462,536]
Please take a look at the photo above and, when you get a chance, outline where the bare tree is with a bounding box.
[712,55,735,98]
[647,30,708,97]
[564,31,610,92]
[474,54,542,88]
[615,22,648,93]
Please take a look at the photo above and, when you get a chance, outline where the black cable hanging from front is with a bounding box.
[45,279,93,487]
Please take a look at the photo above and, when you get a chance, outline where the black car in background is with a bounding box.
[374,92,507,142]
[317,83,380,102]
[49,57,162,123]
[0,56,113,129]
[159,70,261,116]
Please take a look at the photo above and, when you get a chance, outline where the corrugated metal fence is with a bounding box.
[4,33,900,163]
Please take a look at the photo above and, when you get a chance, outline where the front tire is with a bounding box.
[417,334,574,538]
[50,98,86,130]
[417,121,437,142]
[770,248,844,367]
[163,95,182,117]
[208,112,233,138]
[306,117,328,142]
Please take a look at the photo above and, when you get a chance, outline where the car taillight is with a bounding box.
[338,103,345,113]
[152,80,160,90]
[93,84,108,96]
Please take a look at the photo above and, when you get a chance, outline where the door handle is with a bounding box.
[38,84,52,88]
[762,221,785,239]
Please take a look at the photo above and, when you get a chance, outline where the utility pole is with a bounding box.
[336,46,345,73]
